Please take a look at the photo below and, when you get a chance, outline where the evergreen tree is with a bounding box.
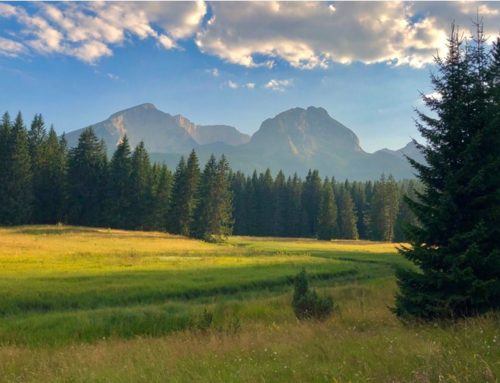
[369,174,399,241]
[351,181,369,239]
[284,174,303,237]
[317,179,337,240]
[67,127,108,227]
[255,169,274,235]
[302,170,322,236]
[0,112,12,224]
[28,114,47,222]
[273,170,287,236]
[33,127,67,223]
[231,171,247,234]
[193,155,233,240]
[168,156,187,234]
[129,141,152,229]
[394,180,420,242]
[245,172,259,236]
[148,163,172,230]
[337,185,358,239]
[107,136,133,228]
[0,112,33,225]
[28,114,46,159]
[169,150,200,236]
[395,25,500,319]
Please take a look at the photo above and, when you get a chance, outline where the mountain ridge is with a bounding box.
[64,103,420,180]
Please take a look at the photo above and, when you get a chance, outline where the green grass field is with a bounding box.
[0,225,498,382]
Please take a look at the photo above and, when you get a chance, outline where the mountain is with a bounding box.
[173,115,250,146]
[65,104,422,180]
[375,141,425,172]
[65,104,197,153]
[65,103,249,153]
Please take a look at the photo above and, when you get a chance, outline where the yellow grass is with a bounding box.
[0,225,496,382]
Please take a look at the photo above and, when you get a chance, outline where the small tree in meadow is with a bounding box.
[292,269,334,320]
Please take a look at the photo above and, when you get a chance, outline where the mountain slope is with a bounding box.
[65,104,198,153]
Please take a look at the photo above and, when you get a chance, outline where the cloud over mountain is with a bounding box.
[1,2,499,67]
[0,1,205,62]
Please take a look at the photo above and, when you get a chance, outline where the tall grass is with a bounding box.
[0,226,497,382]
[0,280,498,382]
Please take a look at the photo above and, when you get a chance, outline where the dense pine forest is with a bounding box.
[0,115,417,242]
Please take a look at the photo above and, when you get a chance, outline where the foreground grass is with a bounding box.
[1,279,498,383]
[0,225,397,346]
[0,225,498,382]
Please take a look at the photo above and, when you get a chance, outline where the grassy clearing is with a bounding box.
[0,225,498,382]
[0,225,396,346]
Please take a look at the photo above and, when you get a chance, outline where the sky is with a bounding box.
[1,1,499,152]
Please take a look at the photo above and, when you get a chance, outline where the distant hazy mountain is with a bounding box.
[173,115,250,146]
[65,103,249,153]
[377,141,425,164]
[65,103,422,180]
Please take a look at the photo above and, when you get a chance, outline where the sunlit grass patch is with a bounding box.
[0,225,496,382]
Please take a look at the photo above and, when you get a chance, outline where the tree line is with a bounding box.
[0,115,416,242]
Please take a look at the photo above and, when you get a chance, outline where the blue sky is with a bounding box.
[1,1,499,152]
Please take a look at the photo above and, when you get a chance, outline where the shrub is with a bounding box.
[292,269,334,320]
[194,308,213,332]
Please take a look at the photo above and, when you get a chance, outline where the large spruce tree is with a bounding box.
[0,112,33,225]
[129,141,152,229]
[169,150,200,236]
[67,127,108,227]
[302,170,322,236]
[369,174,399,241]
[33,127,67,223]
[0,112,12,224]
[148,164,172,231]
[273,170,287,236]
[284,173,303,237]
[395,25,500,319]
[193,155,233,240]
[317,179,337,240]
[231,171,248,235]
[107,135,133,228]
[336,184,358,240]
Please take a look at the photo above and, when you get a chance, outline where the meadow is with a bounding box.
[0,225,498,382]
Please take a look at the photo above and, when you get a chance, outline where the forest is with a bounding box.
[0,116,417,242]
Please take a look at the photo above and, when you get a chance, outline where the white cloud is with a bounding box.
[0,1,208,63]
[209,68,219,77]
[227,80,238,89]
[245,82,256,89]
[264,79,293,92]
[424,91,442,101]
[106,73,120,81]
[0,37,25,57]
[158,34,176,49]
[195,2,500,69]
[1,1,499,69]
[0,3,18,17]
[71,41,112,63]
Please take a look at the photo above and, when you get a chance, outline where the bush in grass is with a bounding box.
[292,269,333,320]
[195,308,213,332]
